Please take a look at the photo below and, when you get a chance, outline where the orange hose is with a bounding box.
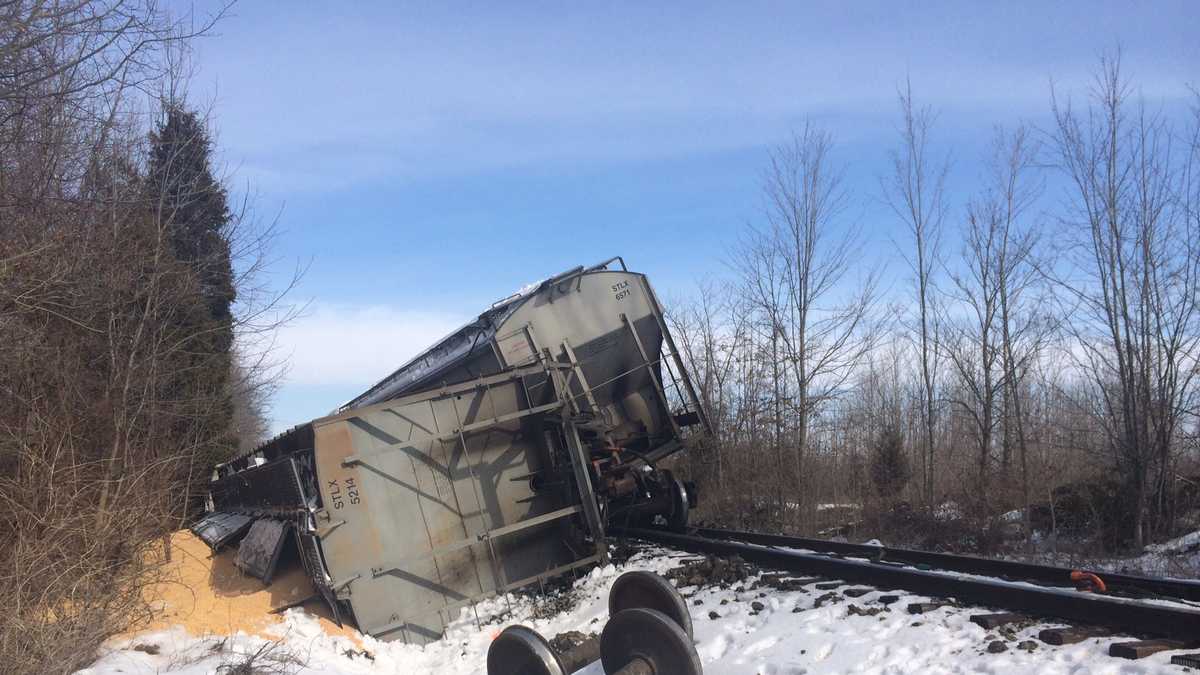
[1070,570,1108,593]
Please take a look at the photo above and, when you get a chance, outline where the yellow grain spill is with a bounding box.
[132,530,360,644]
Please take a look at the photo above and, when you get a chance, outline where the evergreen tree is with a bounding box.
[146,103,237,466]
[870,425,911,500]
[148,103,236,339]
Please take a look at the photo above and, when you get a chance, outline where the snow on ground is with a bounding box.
[1145,530,1200,556]
[816,503,861,512]
[80,544,1186,675]
[1006,540,1200,581]
[1000,509,1024,523]
[1099,547,1200,580]
[934,501,964,522]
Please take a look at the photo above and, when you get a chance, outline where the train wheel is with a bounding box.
[600,608,702,675]
[487,625,567,675]
[608,570,694,639]
[667,476,690,532]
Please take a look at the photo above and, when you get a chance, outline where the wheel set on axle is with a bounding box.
[487,571,702,675]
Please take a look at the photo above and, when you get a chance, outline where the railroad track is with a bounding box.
[688,526,1200,602]
[614,526,1200,661]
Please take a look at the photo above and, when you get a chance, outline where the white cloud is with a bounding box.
[275,304,467,389]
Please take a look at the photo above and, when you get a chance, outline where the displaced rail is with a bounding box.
[688,526,1200,603]
[616,527,1200,642]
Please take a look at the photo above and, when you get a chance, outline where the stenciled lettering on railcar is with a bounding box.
[327,476,361,509]
[612,280,631,301]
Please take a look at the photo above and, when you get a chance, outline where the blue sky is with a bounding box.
[184,1,1199,434]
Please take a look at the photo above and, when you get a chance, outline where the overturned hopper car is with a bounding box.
[192,258,709,644]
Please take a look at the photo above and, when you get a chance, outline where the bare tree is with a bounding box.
[230,346,276,452]
[736,122,880,528]
[668,279,750,492]
[1049,54,1200,547]
[883,80,949,507]
[942,124,1048,520]
[942,188,1004,511]
[670,61,1199,556]
[986,125,1049,533]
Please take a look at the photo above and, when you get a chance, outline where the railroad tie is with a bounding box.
[1109,639,1198,660]
[969,613,1028,629]
[907,602,950,614]
[1037,626,1111,645]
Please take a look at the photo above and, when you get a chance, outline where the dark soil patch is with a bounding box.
[665,554,758,588]
[549,630,596,654]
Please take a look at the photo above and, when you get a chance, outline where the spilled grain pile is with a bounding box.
[133,530,360,643]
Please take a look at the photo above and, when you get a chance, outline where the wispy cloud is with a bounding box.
[194,3,1199,194]
[275,304,466,389]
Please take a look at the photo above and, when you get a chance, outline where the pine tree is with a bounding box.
[870,425,911,500]
[148,104,236,340]
[146,103,238,468]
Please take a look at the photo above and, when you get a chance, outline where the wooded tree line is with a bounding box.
[0,2,277,672]
[670,57,1200,555]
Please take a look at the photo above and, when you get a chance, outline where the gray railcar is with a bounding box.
[195,258,707,643]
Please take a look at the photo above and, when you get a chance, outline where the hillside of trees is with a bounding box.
[0,3,281,672]
[669,60,1200,559]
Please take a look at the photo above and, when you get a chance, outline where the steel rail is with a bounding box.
[687,526,1200,602]
[616,527,1200,641]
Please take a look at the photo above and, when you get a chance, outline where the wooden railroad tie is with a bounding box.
[907,601,950,614]
[969,613,1028,629]
[1109,639,1198,660]
[1037,626,1112,645]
